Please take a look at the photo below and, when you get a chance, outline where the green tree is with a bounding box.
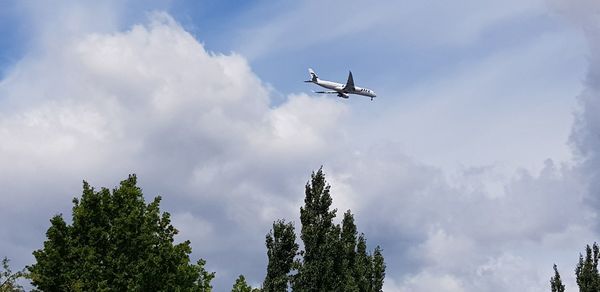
[0,257,25,292]
[355,234,373,292]
[195,259,216,292]
[340,210,359,292]
[327,222,343,291]
[288,168,386,292]
[28,174,214,291]
[550,264,565,292]
[371,246,386,292]
[232,275,259,292]
[576,243,600,292]
[263,220,298,292]
[294,168,338,291]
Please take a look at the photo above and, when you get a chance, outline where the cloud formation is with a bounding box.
[0,12,347,288]
[559,0,600,228]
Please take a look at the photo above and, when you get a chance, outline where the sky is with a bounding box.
[0,0,597,291]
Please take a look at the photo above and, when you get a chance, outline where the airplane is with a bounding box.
[304,68,377,101]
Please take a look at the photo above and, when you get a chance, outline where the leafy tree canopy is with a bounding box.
[0,257,25,292]
[28,174,214,292]
[232,275,260,292]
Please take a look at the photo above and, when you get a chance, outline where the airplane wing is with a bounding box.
[313,90,339,94]
[314,90,349,98]
[344,71,355,91]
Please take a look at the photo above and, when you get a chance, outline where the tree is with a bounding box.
[355,234,373,292]
[550,264,565,292]
[294,167,339,291]
[28,174,214,291]
[290,168,385,292]
[232,275,260,292]
[0,257,25,292]
[576,243,600,292]
[371,246,386,292]
[195,259,216,292]
[263,220,298,292]
[260,168,385,291]
[340,210,359,292]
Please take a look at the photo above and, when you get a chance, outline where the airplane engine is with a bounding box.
[338,92,349,99]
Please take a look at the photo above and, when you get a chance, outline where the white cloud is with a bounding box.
[556,1,600,229]
[397,271,466,292]
[0,12,347,288]
[172,211,214,244]
[326,143,591,291]
[417,229,476,271]
[473,253,542,292]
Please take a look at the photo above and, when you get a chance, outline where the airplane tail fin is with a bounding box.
[344,71,355,90]
[305,68,319,82]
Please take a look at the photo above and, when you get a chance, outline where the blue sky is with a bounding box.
[0,1,597,291]
[0,1,25,76]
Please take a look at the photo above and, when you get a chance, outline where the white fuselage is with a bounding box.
[314,79,376,98]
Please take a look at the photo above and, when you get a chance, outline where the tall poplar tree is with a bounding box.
[292,168,385,292]
[355,234,373,292]
[576,243,600,292]
[294,168,338,291]
[550,264,565,292]
[340,210,359,292]
[263,220,298,292]
[371,246,386,292]
[264,168,385,292]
